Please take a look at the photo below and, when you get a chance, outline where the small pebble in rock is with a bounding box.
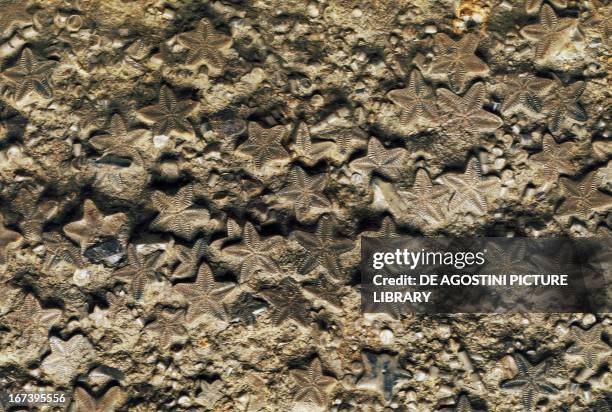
[380,328,394,344]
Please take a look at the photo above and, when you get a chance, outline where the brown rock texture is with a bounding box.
[0,0,610,410]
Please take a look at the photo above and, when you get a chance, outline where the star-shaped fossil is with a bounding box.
[453,394,475,412]
[543,78,587,134]
[302,274,344,308]
[103,292,130,321]
[593,140,612,161]
[291,122,334,166]
[356,351,411,401]
[174,263,235,323]
[437,83,503,138]
[583,0,611,46]
[73,386,126,412]
[566,324,610,368]
[222,222,281,283]
[226,291,267,325]
[150,185,212,240]
[0,212,22,264]
[557,170,612,218]
[13,184,58,244]
[75,94,134,134]
[225,218,242,241]
[114,244,156,300]
[349,138,406,183]
[499,74,554,117]
[396,168,447,226]
[329,129,366,159]
[360,216,400,238]
[290,358,336,407]
[290,215,355,277]
[479,242,539,277]
[387,69,438,128]
[525,0,567,15]
[41,335,94,385]
[136,85,198,138]
[176,18,232,72]
[438,158,499,216]
[2,48,57,100]
[42,232,84,270]
[238,122,289,170]
[63,199,128,251]
[375,216,399,237]
[500,353,558,412]
[589,398,612,411]
[530,134,576,181]
[261,277,311,326]
[171,238,207,279]
[7,294,61,337]
[429,33,489,92]
[520,4,576,60]
[89,114,144,165]
[194,379,225,409]
[145,309,187,348]
[278,166,330,222]
[0,0,32,37]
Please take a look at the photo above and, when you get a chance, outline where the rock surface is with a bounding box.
[0,0,610,410]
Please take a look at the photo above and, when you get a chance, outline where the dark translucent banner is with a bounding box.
[360,237,611,314]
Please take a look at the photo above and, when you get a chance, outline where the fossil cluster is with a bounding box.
[0,0,611,410]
